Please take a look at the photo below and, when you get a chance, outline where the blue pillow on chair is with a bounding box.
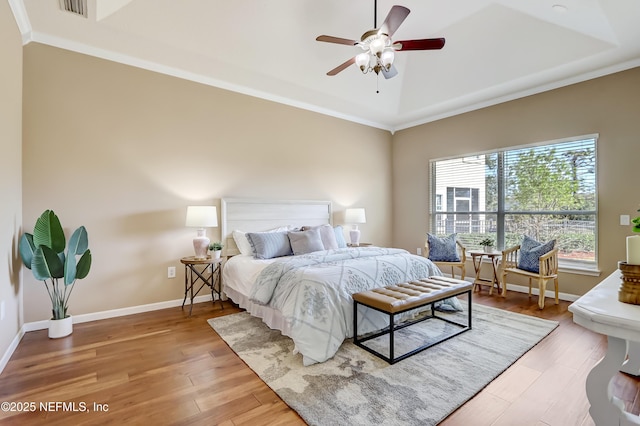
[427,233,460,262]
[518,235,555,273]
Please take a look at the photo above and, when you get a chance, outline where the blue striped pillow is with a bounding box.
[246,231,293,259]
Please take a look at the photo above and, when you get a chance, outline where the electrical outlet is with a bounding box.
[417,247,422,256]
[0,300,5,321]
[167,266,176,279]
[621,215,631,226]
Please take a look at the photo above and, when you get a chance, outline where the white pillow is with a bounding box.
[232,226,290,256]
[232,230,253,256]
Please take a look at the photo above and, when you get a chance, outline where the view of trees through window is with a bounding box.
[430,135,597,268]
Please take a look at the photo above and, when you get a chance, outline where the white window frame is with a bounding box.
[429,134,598,273]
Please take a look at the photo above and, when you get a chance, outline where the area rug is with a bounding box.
[208,304,558,426]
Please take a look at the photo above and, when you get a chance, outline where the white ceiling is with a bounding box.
[10,0,640,132]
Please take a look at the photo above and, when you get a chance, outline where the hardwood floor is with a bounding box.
[0,291,638,425]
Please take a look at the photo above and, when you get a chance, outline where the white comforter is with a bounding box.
[249,247,444,365]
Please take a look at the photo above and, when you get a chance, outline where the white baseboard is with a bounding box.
[1,293,215,375]
[0,327,25,377]
[441,274,580,302]
[505,282,580,302]
[22,294,216,332]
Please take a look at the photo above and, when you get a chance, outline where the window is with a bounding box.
[430,135,597,270]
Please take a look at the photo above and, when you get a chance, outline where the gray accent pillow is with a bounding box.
[246,231,293,259]
[288,228,325,255]
[301,224,339,250]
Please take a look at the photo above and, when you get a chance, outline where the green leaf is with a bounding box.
[63,252,77,285]
[75,250,92,281]
[33,210,65,253]
[68,226,88,256]
[19,233,35,270]
[32,246,64,281]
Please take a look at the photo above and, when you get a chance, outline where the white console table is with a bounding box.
[569,270,640,426]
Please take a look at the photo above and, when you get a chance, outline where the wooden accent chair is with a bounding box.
[500,245,559,309]
[425,239,467,281]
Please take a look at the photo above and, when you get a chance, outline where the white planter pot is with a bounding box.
[49,315,73,339]
[212,250,222,259]
[484,246,493,253]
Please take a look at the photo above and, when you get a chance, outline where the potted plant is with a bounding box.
[479,237,495,253]
[19,210,92,338]
[209,241,224,259]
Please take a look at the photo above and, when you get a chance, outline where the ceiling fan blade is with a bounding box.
[327,57,356,76]
[316,35,358,46]
[394,38,446,51]
[382,65,398,80]
[379,5,410,37]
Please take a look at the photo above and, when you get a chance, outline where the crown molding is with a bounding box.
[7,0,32,44]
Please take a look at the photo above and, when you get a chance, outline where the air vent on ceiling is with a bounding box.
[59,0,87,18]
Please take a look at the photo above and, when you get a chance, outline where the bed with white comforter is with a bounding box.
[223,246,450,365]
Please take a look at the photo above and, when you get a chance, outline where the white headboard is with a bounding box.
[221,198,333,256]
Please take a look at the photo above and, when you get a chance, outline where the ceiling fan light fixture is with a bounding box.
[381,48,395,69]
[370,37,386,57]
[355,52,370,71]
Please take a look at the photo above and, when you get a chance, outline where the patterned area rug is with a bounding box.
[208,304,558,426]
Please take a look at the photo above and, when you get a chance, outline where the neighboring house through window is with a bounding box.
[430,135,597,271]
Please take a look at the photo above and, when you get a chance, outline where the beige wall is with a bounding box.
[22,43,393,322]
[392,67,640,296]
[15,36,640,325]
[0,3,23,356]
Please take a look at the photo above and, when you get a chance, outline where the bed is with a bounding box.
[220,198,455,365]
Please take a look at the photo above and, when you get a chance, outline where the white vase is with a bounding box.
[49,315,73,339]
[484,246,493,253]
[212,250,221,259]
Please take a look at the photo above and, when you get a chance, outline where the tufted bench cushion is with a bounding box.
[353,276,472,313]
[353,276,472,364]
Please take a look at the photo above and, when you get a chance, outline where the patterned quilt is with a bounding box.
[249,247,446,365]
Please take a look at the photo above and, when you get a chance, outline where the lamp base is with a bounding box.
[349,226,361,246]
[193,228,210,259]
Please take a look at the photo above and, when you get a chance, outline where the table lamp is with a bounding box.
[185,206,218,259]
[345,208,366,246]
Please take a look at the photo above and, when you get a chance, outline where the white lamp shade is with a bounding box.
[185,206,218,228]
[355,52,369,70]
[345,208,366,224]
[381,48,395,68]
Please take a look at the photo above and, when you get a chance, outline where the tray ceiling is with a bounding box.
[11,0,640,131]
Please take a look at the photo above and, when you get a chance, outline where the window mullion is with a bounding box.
[497,151,505,250]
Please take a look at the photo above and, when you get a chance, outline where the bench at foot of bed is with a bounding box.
[352,276,472,364]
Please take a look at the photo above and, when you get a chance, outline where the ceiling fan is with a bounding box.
[316,2,445,79]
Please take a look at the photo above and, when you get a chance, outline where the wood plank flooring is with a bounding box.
[0,291,638,425]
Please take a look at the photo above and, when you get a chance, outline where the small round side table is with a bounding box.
[180,256,224,316]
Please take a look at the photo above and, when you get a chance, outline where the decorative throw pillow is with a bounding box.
[288,228,325,255]
[301,224,339,250]
[246,230,293,259]
[334,226,347,248]
[517,235,556,273]
[427,233,460,262]
[233,226,290,256]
